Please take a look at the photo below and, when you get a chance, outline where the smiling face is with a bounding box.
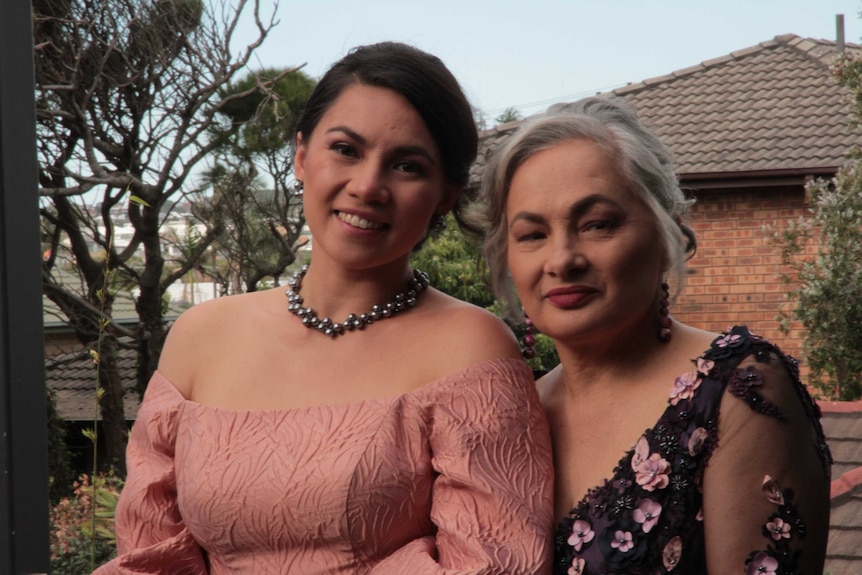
[506,138,666,344]
[294,83,455,273]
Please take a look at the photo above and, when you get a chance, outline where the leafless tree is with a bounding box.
[34,0,291,471]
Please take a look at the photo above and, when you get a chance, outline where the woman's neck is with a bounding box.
[553,318,673,394]
[296,257,416,320]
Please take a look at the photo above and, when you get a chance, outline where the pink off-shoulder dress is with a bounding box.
[94,357,554,575]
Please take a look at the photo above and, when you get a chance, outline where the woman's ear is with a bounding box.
[294,132,307,181]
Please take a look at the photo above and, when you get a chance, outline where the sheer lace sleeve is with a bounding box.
[93,372,208,575]
[702,349,831,575]
[369,358,555,575]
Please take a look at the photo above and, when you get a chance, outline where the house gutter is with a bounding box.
[679,166,842,191]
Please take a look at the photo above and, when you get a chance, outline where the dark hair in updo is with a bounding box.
[295,41,478,189]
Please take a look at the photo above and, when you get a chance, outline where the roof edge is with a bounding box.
[679,167,840,191]
[779,32,860,72]
[613,33,861,98]
[613,36,787,97]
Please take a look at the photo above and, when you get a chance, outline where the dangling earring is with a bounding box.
[658,281,672,342]
[293,179,304,197]
[522,314,537,359]
[430,213,448,233]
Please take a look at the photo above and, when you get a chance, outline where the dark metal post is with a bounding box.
[0,0,51,572]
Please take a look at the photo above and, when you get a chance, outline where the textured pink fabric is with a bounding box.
[94,358,554,575]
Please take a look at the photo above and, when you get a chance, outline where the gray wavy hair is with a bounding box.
[478,96,696,319]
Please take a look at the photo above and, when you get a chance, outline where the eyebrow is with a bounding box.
[508,194,623,228]
[325,125,437,165]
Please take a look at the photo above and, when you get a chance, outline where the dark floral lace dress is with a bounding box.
[554,326,832,575]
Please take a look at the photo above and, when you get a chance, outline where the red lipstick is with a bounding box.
[544,286,597,309]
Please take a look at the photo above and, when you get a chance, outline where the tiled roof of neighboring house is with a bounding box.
[820,401,862,575]
[471,34,861,189]
[613,34,859,178]
[43,294,143,331]
[42,268,187,332]
[45,345,141,421]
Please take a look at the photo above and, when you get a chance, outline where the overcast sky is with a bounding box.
[236,0,861,120]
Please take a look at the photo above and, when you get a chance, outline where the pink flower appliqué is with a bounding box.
[688,427,709,456]
[761,475,784,505]
[746,551,779,575]
[696,357,714,375]
[670,371,702,405]
[567,557,586,575]
[716,332,742,348]
[662,536,682,571]
[567,519,595,551]
[610,530,634,552]
[766,517,791,540]
[632,436,670,491]
[633,498,662,533]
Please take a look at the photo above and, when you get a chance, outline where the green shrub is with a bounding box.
[50,472,123,574]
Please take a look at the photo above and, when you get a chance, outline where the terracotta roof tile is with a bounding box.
[827,523,862,558]
[46,345,141,421]
[820,401,862,573]
[474,34,861,186]
[823,558,862,575]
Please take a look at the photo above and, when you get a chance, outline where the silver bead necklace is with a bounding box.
[285,265,431,337]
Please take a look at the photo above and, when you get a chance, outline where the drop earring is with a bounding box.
[658,281,672,342]
[522,314,536,359]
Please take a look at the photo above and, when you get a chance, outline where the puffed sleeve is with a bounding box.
[702,350,831,575]
[370,358,555,575]
[93,372,208,575]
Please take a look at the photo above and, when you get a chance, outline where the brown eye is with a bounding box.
[582,220,617,233]
[394,161,424,175]
[331,143,357,158]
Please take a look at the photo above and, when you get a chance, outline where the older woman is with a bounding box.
[479,96,831,575]
[94,42,553,574]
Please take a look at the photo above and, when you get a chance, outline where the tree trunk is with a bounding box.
[135,203,167,396]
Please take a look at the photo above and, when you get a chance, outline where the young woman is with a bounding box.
[95,42,553,574]
[478,96,831,575]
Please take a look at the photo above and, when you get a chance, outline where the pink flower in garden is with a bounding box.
[746,551,779,575]
[567,557,586,575]
[609,530,634,552]
[633,499,662,533]
[567,519,595,551]
[670,371,701,405]
[766,517,791,540]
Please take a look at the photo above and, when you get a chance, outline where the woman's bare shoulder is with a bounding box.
[158,290,278,397]
[421,290,522,366]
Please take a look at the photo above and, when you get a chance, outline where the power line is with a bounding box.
[484,82,629,116]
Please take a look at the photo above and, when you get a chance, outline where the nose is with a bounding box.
[347,161,389,204]
[543,236,587,278]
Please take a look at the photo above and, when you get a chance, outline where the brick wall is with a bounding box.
[674,185,808,363]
